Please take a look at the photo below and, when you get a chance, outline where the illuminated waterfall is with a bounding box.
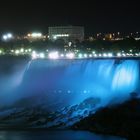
[0,59,139,109]
[19,59,140,107]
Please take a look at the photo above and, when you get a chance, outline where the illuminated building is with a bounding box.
[105,34,113,40]
[48,26,84,42]
[25,32,46,41]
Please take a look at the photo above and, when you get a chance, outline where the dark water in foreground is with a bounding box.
[0,130,126,140]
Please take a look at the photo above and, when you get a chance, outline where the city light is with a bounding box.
[39,53,45,58]
[20,48,24,53]
[66,52,75,59]
[53,34,69,40]
[7,33,12,38]
[93,54,97,57]
[31,33,42,37]
[103,53,107,57]
[31,51,38,59]
[122,53,126,57]
[117,53,121,57]
[60,54,64,57]
[2,33,13,41]
[48,51,59,59]
[15,50,19,55]
[89,54,92,57]
[108,53,113,57]
[78,53,83,58]
[27,33,42,38]
[99,54,102,57]
[28,49,32,52]
[84,54,88,58]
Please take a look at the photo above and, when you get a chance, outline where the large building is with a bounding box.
[48,26,84,42]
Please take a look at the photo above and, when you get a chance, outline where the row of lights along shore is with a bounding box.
[0,48,139,59]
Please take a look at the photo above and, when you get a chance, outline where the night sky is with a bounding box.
[0,0,140,35]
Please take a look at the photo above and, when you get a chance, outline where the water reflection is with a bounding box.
[0,130,126,140]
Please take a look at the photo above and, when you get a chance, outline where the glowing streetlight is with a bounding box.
[15,50,19,55]
[31,51,38,59]
[66,52,75,59]
[84,54,88,58]
[20,48,24,53]
[89,54,92,57]
[78,53,83,58]
[48,52,59,59]
[117,53,121,57]
[39,53,45,58]
[60,54,64,57]
[103,53,107,57]
[108,53,113,57]
[2,33,13,41]
[7,33,12,38]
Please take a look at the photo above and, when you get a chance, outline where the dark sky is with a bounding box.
[0,0,140,35]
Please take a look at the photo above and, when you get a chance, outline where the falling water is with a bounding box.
[0,58,139,110]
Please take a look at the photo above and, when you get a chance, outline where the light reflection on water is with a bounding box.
[0,130,126,140]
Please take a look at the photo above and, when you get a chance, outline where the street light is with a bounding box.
[2,33,13,41]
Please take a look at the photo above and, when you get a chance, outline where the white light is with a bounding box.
[129,53,133,56]
[89,54,92,57]
[94,54,97,57]
[15,50,19,54]
[31,33,42,38]
[3,35,8,40]
[122,53,126,57]
[117,53,121,57]
[84,54,87,58]
[0,50,2,54]
[60,54,64,57]
[31,51,38,59]
[20,48,24,53]
[53,35,57,40]
[28,48,32,52]
[54,34,69,37]
[48,52,59,59]
[2,33,13,40]
[92,51,95,54]
[68,42,72,47]
[108,53,113,57]
[7,33,12,38]
[78,53,83,58]
[66,52,75,59]
[39,53,45,58]
[103,53,107,57]
[99,54,102,57]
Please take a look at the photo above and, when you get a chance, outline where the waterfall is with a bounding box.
[0,58,139,109]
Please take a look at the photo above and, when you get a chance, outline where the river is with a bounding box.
[0,130,126,140]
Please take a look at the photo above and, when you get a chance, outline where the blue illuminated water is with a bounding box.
[0,58,139,136]
[0,130,126,140]
[21,59,140,107]
[0,59,139,110]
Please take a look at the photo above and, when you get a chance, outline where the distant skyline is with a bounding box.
[0,0,140,35]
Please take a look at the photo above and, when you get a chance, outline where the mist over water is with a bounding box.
[0,57,139,111]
